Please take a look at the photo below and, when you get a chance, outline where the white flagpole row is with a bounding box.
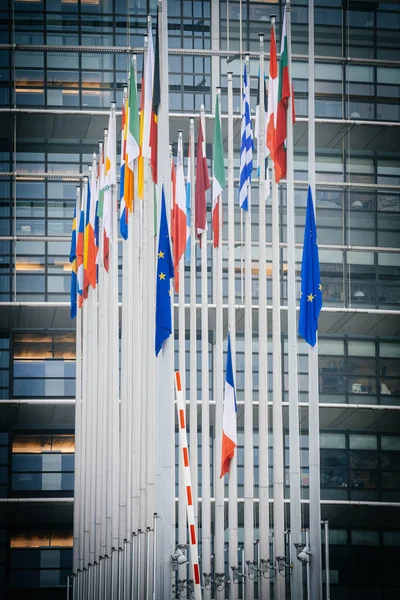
[174,372,202,600]
[243,55,255,600]
[227,71,238,600]
[257,33,270,600]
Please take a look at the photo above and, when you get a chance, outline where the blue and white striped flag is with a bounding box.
[239,63,253,211]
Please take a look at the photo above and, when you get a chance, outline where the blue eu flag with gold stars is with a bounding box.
[155,185,174,356]
[298,186,322,347]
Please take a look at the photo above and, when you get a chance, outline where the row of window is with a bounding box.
[2,248,399,310]
[2,430,400,502]
[3,51,400,117]
[4,0,400,59]
[0,334,399,403]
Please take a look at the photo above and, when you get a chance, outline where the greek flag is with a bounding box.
[239,63,253,211]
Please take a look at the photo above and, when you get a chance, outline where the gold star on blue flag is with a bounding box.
[155,185,174,356]
[298,186,322,346]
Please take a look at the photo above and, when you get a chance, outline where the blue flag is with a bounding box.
[155,185,174,356]
[69,205,77,320]
[239,63,253,211]
[298,186,322,347]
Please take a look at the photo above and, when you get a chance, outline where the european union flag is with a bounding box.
[155,185,174,356]
[298,186,322,347]
[69,205,77,320]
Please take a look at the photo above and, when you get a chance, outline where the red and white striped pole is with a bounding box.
[174,371,202,600]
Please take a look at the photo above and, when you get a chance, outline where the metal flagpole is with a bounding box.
[175,138,188,585]
[307,0,323,595]
[270,13,285,600]
[73,186,82,589]
[155,1,175,596]
[127,58,139,598]
[89,158,99,598]
[119,84,129,585]
[108,102,120,599]
[324,521,330,600]
[95,141,104,576]
[140,86,150,595]
[103,124,113,573]
[80,179,90,588]
[188,118,198,532]
[214,87,225,598]
[285,1,303,598]
[227,71,238,600]
[131,47,143,599]
[177,131,190,579]
[145,113,156,600]
[257,33,270,600]
[243,54,254,600]
[199,103,212,600]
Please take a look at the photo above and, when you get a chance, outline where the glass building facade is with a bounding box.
[0,0,400,598]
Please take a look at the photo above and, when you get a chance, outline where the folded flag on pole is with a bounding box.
[69,203,77,319]
[155,186,174,356]
[212,92,226,248]
[220,333,237,478]
[120,98,128,240]
[298,186,323,347]
[255,69,270,200]
[267,22,279,179]
[76,185,85,302]
[174,134,188,293]
[275,9,291,183]
[239,62,253,211]
[142,19,155,162]
[185,130,192,263]
[126,56,140,210]
[88,155,98,287]
[103,107,117,272]
[170,148,176,242]
[195,115,210,240]
[150,10,160,184]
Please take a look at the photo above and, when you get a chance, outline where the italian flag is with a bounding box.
[275,11,291,183]
[125,57,140,212]
[212,94,226,249]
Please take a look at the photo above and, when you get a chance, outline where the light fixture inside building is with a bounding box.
[353,289,365,299]
[351,199,363,209]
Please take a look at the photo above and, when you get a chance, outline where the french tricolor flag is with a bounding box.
[220,333,237,478]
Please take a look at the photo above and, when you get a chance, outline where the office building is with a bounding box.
[0,0,399,598]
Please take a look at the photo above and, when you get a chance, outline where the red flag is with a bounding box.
[195,118,210,241]
[170,152,176,243]
[275,12,291,183]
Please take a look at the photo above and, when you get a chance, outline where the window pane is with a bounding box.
[320,433,346,449]
[351,531,379,546]
[349,435,377,450]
